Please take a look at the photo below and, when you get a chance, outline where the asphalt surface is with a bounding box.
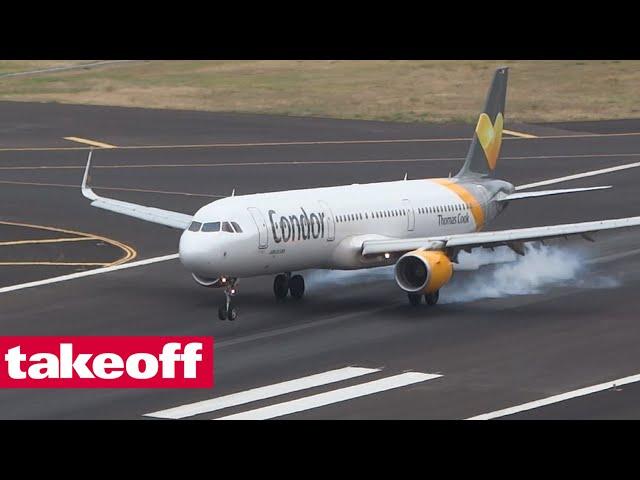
[1,101,640,419]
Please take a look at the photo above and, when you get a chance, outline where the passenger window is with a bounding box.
[202,222,221,232]
[188,221,202,232]
[231,222,243,233]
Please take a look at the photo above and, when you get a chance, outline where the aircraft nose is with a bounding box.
[179,230,209,272]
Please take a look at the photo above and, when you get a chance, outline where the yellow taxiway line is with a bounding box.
[0,237,95,246]
[0,261,110,266]
[63,136,117,149]
[0,130,637,152]
[0,179,223,198]
[2,151,640,173]
[0,220,136,267]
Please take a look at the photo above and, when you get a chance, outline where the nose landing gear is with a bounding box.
[218,279,239,321]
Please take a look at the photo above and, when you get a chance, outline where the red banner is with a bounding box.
[0,337,214,388]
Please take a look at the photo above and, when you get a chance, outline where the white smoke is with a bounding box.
[303,243,620,303]
[304,265,394,292]
[441,244,584,304]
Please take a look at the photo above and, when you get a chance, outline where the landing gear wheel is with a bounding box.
[273,274,289,300]
[219,278,239,321]
[408,293,423,306]
[289,275,305,300]
[425,290,439,306]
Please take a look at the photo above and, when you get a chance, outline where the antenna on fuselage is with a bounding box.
[403,173,408,181]
[231,188,235,197]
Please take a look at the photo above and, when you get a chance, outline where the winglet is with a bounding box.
[81,149,99,201]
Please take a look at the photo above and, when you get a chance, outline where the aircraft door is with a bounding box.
[247,207,269,249]
[318,200,335,241]
[402,199,415,231]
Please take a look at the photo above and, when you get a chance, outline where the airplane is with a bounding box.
[81,66,640,321]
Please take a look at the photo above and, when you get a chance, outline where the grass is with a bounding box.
[0,60,639,123]
[0,61,97,75]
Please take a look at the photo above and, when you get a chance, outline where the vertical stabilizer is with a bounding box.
[456,67,508,178]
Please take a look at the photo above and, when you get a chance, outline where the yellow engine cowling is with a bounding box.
[394,250,453,294]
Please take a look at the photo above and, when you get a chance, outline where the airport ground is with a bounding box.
[1,101,640,419]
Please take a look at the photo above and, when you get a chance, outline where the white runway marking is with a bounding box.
[144,367,380,419]
[216,372,442,420]
[0,253,178,295]
[467,372,640,420]
[516,161,640,190]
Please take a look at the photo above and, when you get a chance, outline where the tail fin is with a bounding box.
[456,67,508,178]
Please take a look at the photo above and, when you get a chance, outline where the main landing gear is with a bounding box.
[218,279,239,321]
[408,290,440,307]
[274,273,305,301]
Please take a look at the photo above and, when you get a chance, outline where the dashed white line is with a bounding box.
[0,253,179,295]
[467,372,640,420]
[216,372,442,420]
[145,367,380,419]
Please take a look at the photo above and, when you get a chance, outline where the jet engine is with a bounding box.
[394,250,453,293]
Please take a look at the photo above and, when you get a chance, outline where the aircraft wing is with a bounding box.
[361,216,640,256]
[81,152,193,230]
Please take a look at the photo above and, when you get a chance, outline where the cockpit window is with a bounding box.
[202,222,221,232]
[221,222,234,233]
[231,222,243,233]
[188,221,202,232]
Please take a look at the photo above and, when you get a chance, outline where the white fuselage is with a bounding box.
[178,178,499,279]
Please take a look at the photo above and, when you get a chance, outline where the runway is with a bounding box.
[2,100,640,419]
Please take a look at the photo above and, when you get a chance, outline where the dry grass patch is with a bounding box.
[0,60,639,123]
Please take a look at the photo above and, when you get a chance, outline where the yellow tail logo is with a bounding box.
[475,112,503,170]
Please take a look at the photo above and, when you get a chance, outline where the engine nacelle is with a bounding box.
[191,273,230,289]
[394,250,453,294]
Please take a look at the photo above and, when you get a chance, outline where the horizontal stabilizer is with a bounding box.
[498,186,611,202]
